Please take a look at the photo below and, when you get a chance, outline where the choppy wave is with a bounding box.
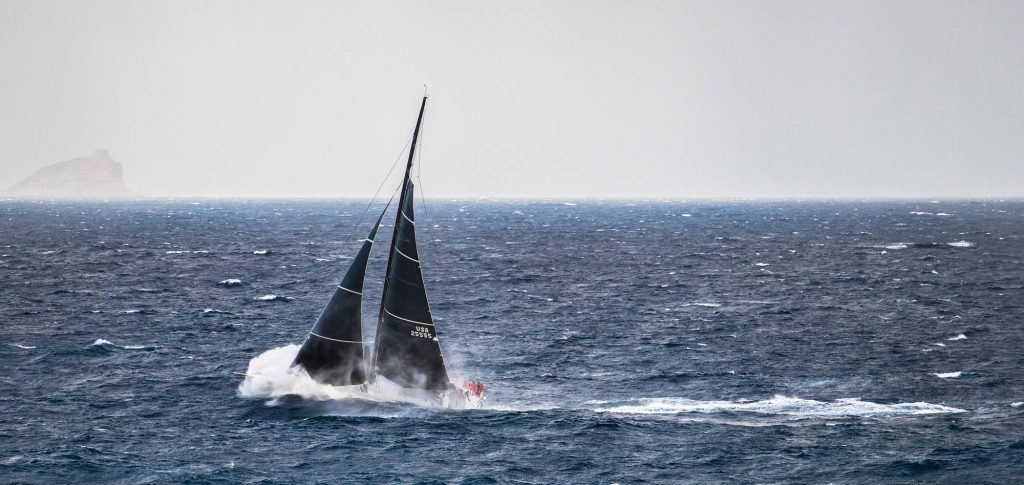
[947,240,975,248]
[253,294,292,302]
[202,308,232,315]
[593,396,965,417]
[89,338,159,351]
[689,302,722,308]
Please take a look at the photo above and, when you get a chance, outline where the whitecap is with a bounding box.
[691,303,721,308]
[884,243,909,250]
[218,278,243,287]
[88,338,158,351]
[909,211,933,216]
[253,294,292,302]
[253,250,271,255]
[947,241,975,248]
[10,343,36,349]
[754,262,770,267]
[561,202,577,206]
[934,371,962,378]
[935,212,952,216]
[1012,402,1023,408]
[947,334,967,341]
[594,395,964,416]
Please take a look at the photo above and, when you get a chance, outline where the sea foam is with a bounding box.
[239,345,487,410]
[239,345,424,404]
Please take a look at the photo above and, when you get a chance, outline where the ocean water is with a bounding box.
[1,199,1023,483]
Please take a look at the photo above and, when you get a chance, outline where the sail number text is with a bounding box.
[411,326,432,339]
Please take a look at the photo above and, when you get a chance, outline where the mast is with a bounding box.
[372,96,427,382]
[394,95,427,248]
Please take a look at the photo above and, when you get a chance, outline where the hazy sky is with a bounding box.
[1,0,1022,198]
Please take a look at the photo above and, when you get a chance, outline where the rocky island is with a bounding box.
[3,149,136,199]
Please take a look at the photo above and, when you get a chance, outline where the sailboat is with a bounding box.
[290,96,484,408]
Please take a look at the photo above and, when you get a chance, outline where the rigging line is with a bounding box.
[343,134,413,246]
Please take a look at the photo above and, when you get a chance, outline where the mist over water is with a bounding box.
[2,199,1023,482]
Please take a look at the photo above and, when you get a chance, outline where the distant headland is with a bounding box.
[3,149,136,199]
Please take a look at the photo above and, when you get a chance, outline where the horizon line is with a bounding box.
[3,195,1023,203]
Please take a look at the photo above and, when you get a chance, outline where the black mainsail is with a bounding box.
[293,209,386,386]
[372,96,451,391]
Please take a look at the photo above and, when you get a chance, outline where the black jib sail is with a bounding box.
[372,96,451,391]
[293,209,387,385]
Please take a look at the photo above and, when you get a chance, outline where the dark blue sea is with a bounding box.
[2,199,1023,483]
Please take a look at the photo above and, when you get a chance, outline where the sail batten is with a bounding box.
[336,285,362,295]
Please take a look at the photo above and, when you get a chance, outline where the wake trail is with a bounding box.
[592,395,966,417]
[239,347,967,419]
